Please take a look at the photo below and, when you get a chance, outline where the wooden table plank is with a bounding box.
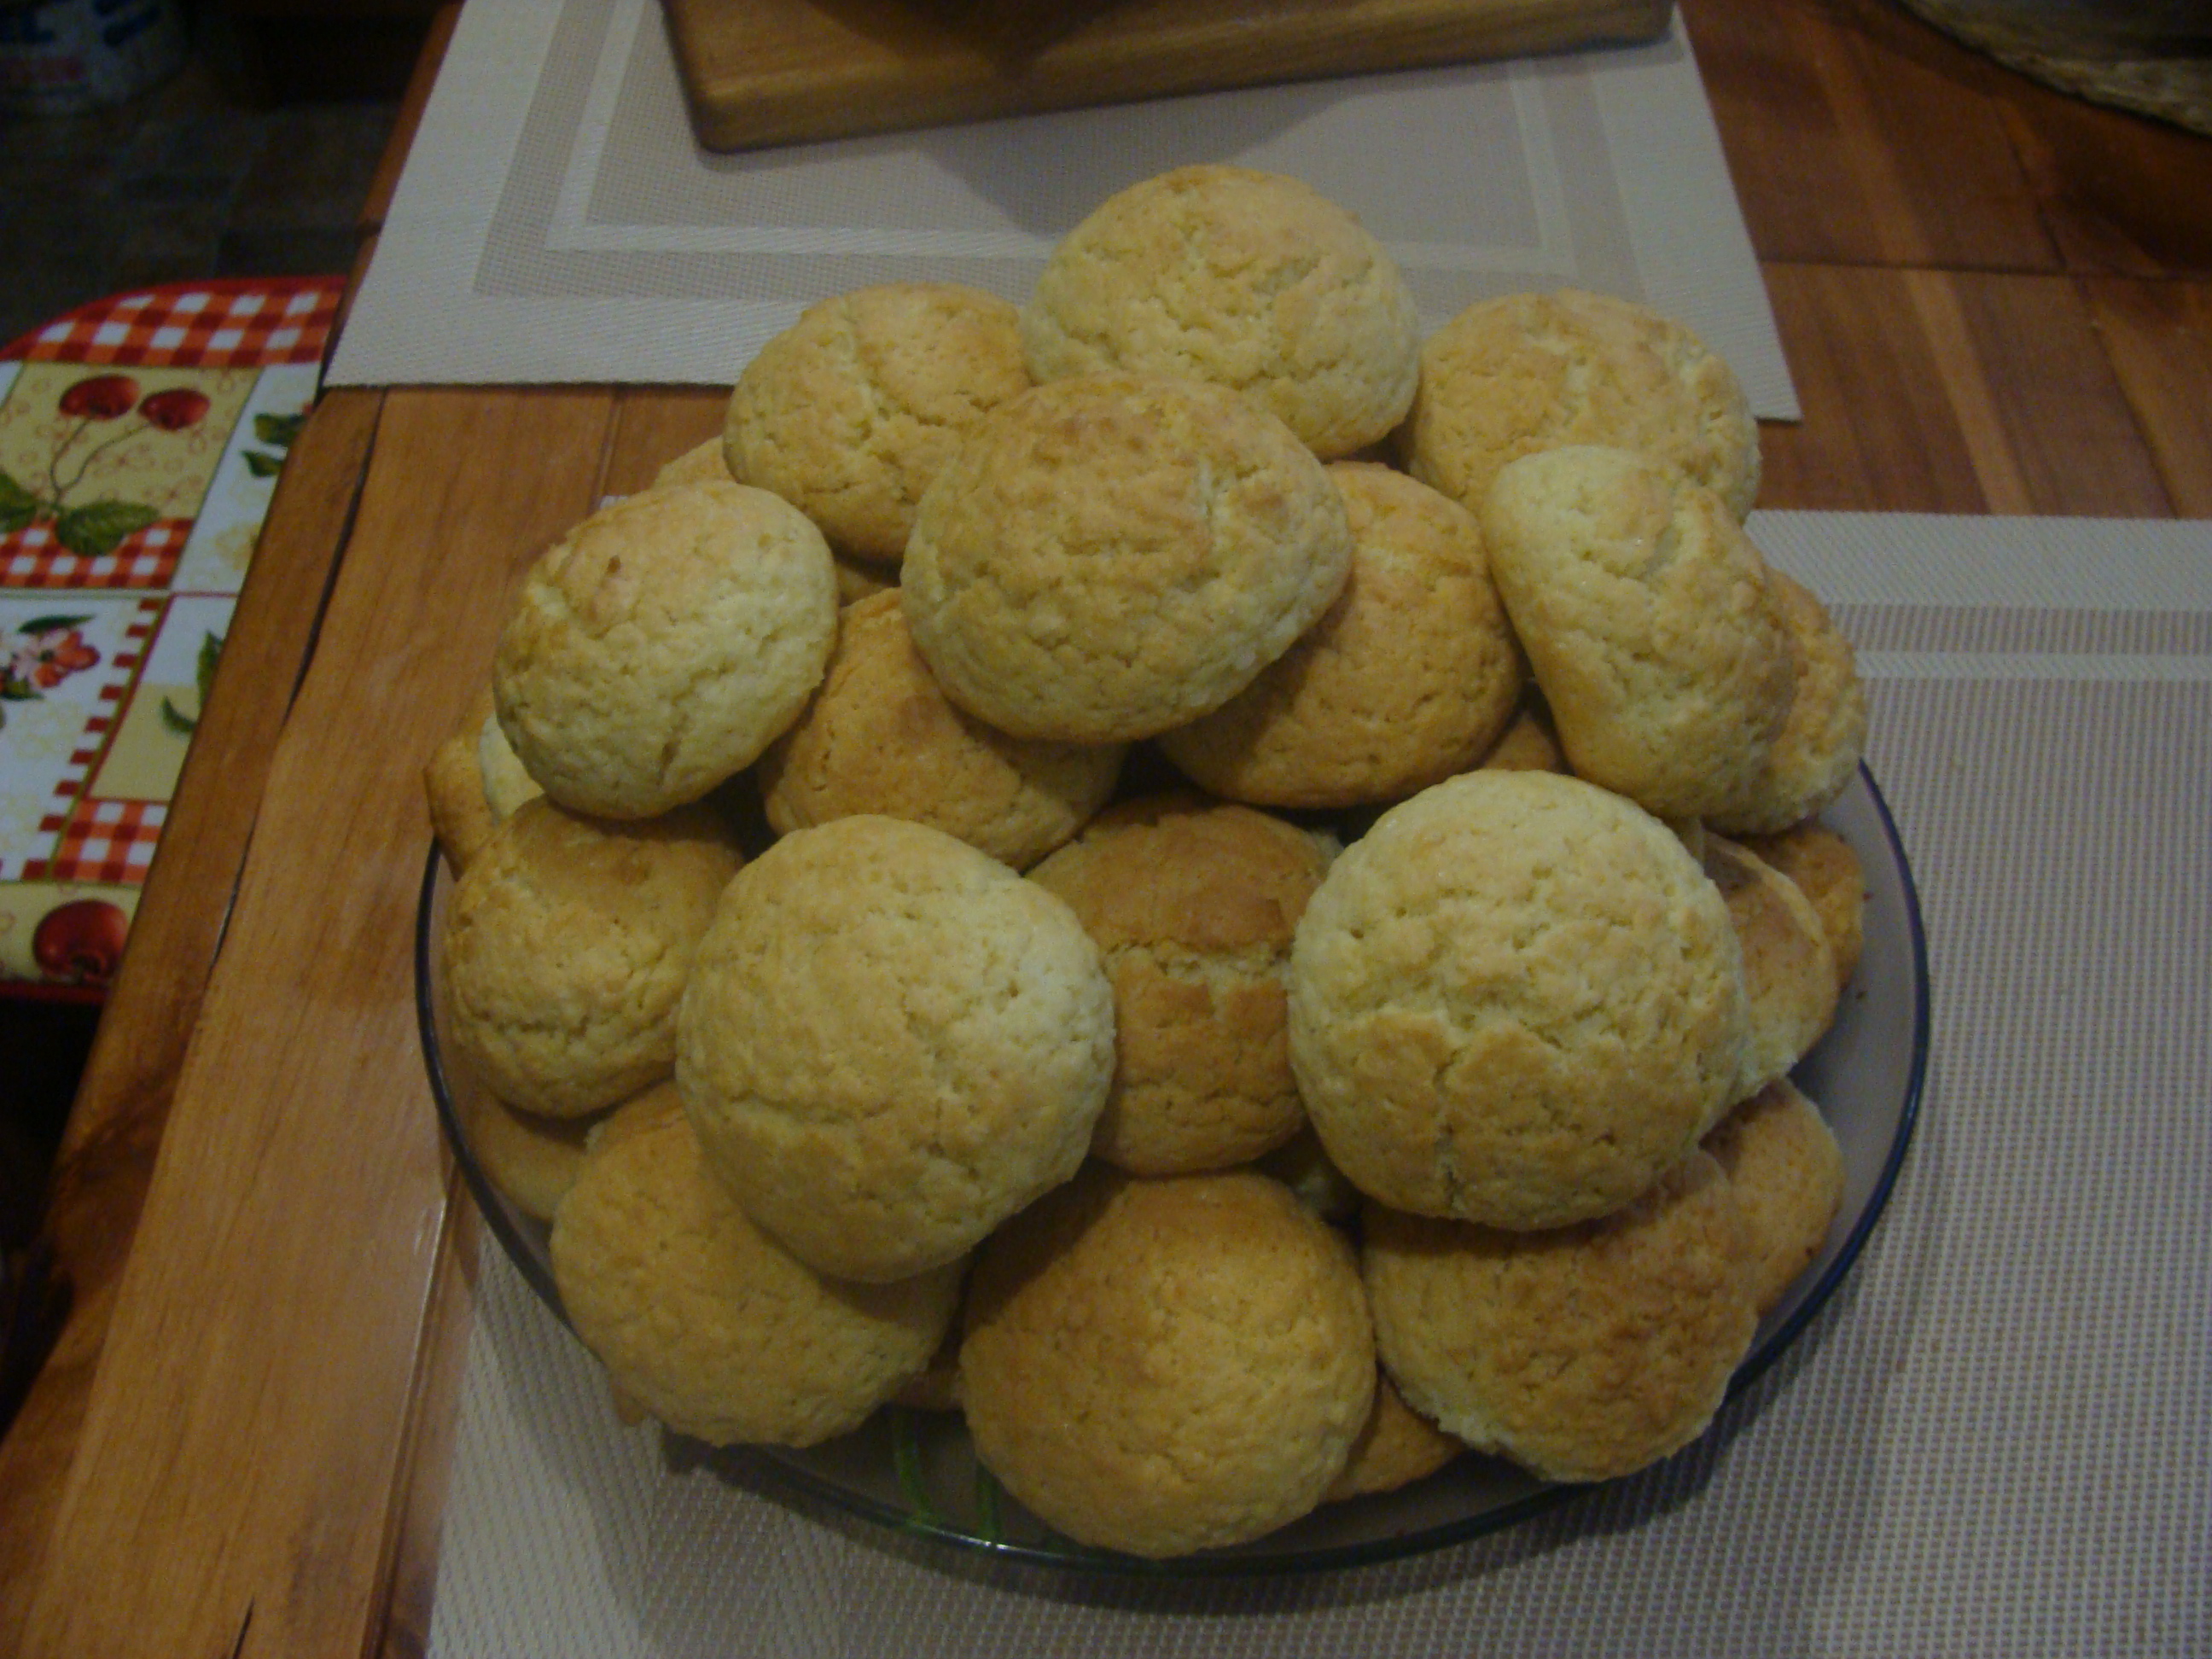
[0,389,382,1656]
[602,387,729,497]
[17,388,618,1659]
[1756,261,2174,515]
[2082,277,2212,515]
[1680,0,2057,271]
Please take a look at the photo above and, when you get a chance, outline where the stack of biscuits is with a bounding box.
[425,164,1870,1559]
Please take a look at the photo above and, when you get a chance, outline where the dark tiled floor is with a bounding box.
[0,21,402,1261]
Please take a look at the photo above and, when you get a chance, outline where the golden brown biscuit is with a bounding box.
[492,480,838,818]
[1155,463,1523,808]
[653,436,733,488]
[442,799,743,1118]
[1738,821,1866,988]
[1709,568,1869,835]
[1324,1372,1464,1502]
[550,1110,960,1447]
[455,1084,600,1223]
[1021,166,1421,459]
[425,689,501,874]
[1289,771,1748,1229]
[1027,795,1327,1173]
[834,552,895,607]
[901,374,1353,743]
[960,1166,1374,1557]
[677,816,1115,1282]
[1477,692,1566,773]
[724,283,1031,562]
[759,591,1123,870]
[1703,1078,1845,1313]
[1399,288,1761,521]
[1363,1150,1757,1483]
[1481,445,1796,821]
[1255,1124,1363,1226]
[1704,835,1839,1099]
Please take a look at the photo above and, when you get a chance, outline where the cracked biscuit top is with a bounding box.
[1288,770,1748,1230]
[901,373,1353,743]
[492,479,838,819]
[723,282,1032,563]
[1399,288,1760,521]
[1020,165,1421,459]
[676,816,1115,1283]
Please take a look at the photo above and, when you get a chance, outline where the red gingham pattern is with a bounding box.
[26,798,166,884]
[2,276,345,370]
[0,518,190,590]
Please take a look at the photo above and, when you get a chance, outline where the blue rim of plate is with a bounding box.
[414,760,1930,1578]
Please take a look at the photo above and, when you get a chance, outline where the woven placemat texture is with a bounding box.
[427,514,2212,1658]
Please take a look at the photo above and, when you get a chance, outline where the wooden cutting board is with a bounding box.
[661,0,1674,151]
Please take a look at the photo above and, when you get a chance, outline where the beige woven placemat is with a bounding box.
[423,513,2212,1658]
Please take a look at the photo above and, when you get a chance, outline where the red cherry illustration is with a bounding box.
[137,387,211,433]
[31,898,129,987]
[57,375,141,421]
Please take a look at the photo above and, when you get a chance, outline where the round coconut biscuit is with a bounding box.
[1363,1150,1758,1484]
[1289,770,1749,1231]
[1324,1372,1465,1502]
[1398,288,1761,521]
[677,816,1115,1282]
[759,591,1125,870]
[1737,821,1866,989]
[1027,795,1329,1174]
[1703,835,1840,1104]
[833,553,895,608]
[492,480,838,819]
[455,1085,600,1224]
[550,1110,960,1447]
[960,1166,1375,1557]
[425,689,502,874]
[442,799,743,1119]
[724,282,1031,563]
[1703,1078,1845,1314]
[1481,445,1796,822]
[1709,568,1870,835]
[901,373,1353,744]
[1155,463,1524,809]
[1021,166,1420,459]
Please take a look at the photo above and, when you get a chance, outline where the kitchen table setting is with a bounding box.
[0,0,2205,1652]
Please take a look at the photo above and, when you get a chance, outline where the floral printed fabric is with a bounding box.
[0,276,341,994]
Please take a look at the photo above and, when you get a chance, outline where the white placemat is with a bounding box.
[329,0,1796,416]
[424,513,2212,1657]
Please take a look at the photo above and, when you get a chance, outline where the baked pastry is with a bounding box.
[1399,288,1761,521]
[724,282,1031,562]
[1021,165,1420,458]
[1708,568,1869,835]
[901,373,1353,743]
[1481,445,1796,821]
[492,479,838,818]
[1738,821,1866,987]
[1255,1124,1363,1226]
[454,1081,600,1223]
[1027,795,1327,1173]
[425,687,545,872]
[759,590,1123,870]
[652,435,732,488]
[1476,692,1566,773]
[959,1166,1374,1556]
[442,798,742,1118]
[1704,834,1839,1099]
[550,1109,960,1447]
[677,816,1114,1281]
[1363,1150,1758,1482]
[1155,463,1523,808]
[1289,770,1748,1229]
[1703,1078,1845,1313]
[1324,1372,1464,1502]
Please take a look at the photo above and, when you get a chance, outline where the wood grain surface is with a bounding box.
[663,0,1670,149]
[1,0,2206,1650]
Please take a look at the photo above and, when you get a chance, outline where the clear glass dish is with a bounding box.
[415,764,1928,1576]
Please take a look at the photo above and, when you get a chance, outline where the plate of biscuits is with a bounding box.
[416,165,1928,1574]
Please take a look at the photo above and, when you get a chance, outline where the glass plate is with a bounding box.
[415,764,1929,1576]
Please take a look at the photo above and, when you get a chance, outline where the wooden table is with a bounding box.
[1,0,2206,1650]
